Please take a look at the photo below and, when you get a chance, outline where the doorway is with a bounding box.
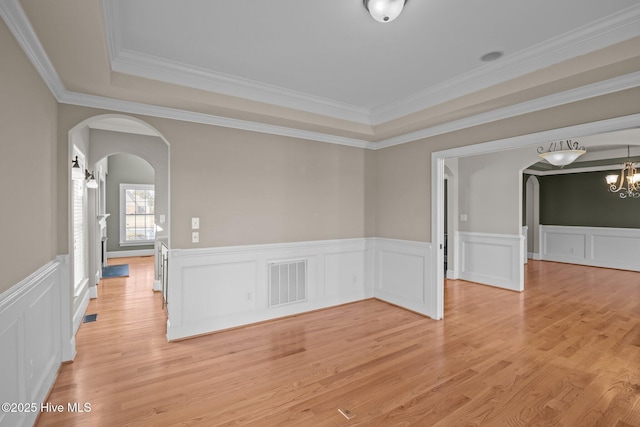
[67,114,170,336]
[432,114,640,321]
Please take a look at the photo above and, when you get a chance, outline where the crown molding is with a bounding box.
[372,4,640,125]
[111,49,374,126]
[102,1,640,126]
[0,0,66,99]
[59,91,373,149]
[373,71,640,150]
[433,113,640,160]
[3,0,639,151]
[524,164,628,176]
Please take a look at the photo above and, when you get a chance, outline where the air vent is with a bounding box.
[269,260,307,307]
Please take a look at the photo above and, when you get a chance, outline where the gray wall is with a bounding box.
[374,88,640,242]
[105,153,155,252]
[0,19,58,293]
[539,169,640,228]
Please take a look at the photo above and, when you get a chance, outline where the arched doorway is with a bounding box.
[67,115,170,335]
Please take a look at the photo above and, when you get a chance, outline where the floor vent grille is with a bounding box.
[269,260,307,307]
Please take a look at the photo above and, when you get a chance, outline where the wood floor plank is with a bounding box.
[36,258,640,426]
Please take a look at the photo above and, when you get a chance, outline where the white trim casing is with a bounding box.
[540,225,640,271]
[455,232,525,292]
[0,258,70,427]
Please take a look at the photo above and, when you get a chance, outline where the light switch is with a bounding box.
[192,232,199,243]
[191,217,200,229]
[159,214,165,224]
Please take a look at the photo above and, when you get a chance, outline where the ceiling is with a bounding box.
[4,0,640,146]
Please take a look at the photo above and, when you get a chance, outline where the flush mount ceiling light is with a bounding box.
[605,145,640,199]
[363,0,407,22]
[537,139,586,167]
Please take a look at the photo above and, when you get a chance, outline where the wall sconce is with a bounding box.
[71,156,84,180]
[86,171,98,189]
[71,155,98,189]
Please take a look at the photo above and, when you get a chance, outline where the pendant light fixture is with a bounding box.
[605,145,640,199]
[363,0,407,23]
[537,139,586,167]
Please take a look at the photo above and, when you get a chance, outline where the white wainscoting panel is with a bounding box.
[166,239,371,340]
[373,238,433,317]
[540,225,640,271]
[0,258,68,427]
[456,232,524,291]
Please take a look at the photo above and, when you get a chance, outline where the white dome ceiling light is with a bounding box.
[363,0,407,23]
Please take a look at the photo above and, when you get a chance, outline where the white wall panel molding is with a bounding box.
[456,232,524,291]
[0,258,67,427]
[373,238,434,317]
[166,239,371,340]
[540,225,640,271]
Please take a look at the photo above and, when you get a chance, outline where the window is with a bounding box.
[120,184,155,245]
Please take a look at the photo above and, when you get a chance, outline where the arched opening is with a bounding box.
[67,114,170,336]
[525,175,540,261]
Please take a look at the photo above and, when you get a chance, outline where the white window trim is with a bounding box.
[119,183,155,246]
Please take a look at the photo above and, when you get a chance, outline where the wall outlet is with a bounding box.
[460,214,468,222]
[192,231,199,243]
[247,291,253,301]
[191,217,200,229]
[159,214,165,224]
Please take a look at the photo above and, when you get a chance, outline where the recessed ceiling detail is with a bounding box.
[102,0,640,126]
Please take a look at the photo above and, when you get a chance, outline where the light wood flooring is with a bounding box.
[37,257,640,426]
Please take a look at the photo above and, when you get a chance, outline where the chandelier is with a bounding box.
[605,146,640,199]
[537,139,586,167]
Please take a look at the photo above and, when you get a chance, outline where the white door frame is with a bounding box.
[431,113,640,320]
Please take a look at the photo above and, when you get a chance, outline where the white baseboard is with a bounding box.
[107,249,154,258]
[72,285,90,335]
[0,258,66,427]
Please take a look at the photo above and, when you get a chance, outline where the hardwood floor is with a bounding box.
[37,257,640,426]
